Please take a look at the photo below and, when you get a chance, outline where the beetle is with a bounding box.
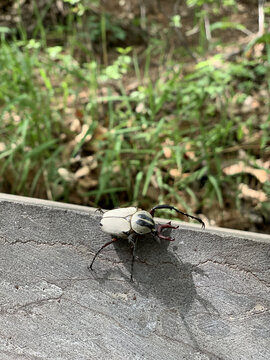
[88,204,205,281]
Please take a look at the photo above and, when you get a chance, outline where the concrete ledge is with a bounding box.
[0,194,269,360]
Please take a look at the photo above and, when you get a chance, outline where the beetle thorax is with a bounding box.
[130,210,155,235]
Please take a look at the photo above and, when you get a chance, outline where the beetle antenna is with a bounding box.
[88,238,119,271]
[150,204,205,229]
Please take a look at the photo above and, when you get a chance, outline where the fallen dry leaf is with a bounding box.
[74,166,90,179]
[184,143,197,160]
[182,172,191,178]
[81,156,98,170]
[58,168,76,182]
[223,161,270,183]
[135,102,146,113]
[75,124,92,143]
[0,142,6,152]
[163,147,172,159]
[78,177,98,189]
[78,90,90,102]
[253,43,265,58]
[241,95,260,113]
[238,183,268,202]
[255,159,270,169]
[70,118,81,133]
[67,94,76,107]
[170,168,181,178]
[126,80,139,92]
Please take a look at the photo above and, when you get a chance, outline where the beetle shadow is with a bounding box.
[88,222,215,314]
[89,221,219,355]
[109,233,219,354]
[122,235,215,309]
[96,231,215,312]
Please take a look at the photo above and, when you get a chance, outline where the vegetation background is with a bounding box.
[0,0,269,233]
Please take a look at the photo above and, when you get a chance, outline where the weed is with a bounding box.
[0,1,269,231]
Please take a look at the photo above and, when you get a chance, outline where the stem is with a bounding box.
[258,0,265,36]
[101,11,108,66]
[203,4,211,41]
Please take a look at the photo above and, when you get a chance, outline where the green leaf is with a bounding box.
[209,175,224,207]
[142,151,162,196]
[133,171,143,202]
[25,139,58,159]
[210,21,247,32]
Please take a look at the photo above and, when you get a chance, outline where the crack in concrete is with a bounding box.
[2,238,77,248]
[1,237,92,258]
[226,308,270,321]
[0,295,63,316]
[0,280,67,316]
[196,259,269,287]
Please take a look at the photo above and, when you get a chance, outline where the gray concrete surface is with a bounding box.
[0,193,269,360]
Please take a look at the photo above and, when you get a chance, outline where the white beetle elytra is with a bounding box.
[100,207,156,237]
[88,204,205,281]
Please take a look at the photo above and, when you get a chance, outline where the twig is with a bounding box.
[203,4,211,41]
[258,0,265,36]
[140,0,147,30]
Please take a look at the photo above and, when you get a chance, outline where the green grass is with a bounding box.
[0,10,269,229]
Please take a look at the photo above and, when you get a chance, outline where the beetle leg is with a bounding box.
[156,221,179,241]
[95,208,105,214]
[88,238,119,271]
[150,204,205,229]
[128,234,137,282]
[130,240,137,282]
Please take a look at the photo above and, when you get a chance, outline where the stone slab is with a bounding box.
[0,194,269,360]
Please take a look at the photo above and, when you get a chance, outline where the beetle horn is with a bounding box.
[149,204,205,229]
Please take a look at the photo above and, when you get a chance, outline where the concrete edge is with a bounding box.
[1,192,269,244]
[0,192,97,214]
